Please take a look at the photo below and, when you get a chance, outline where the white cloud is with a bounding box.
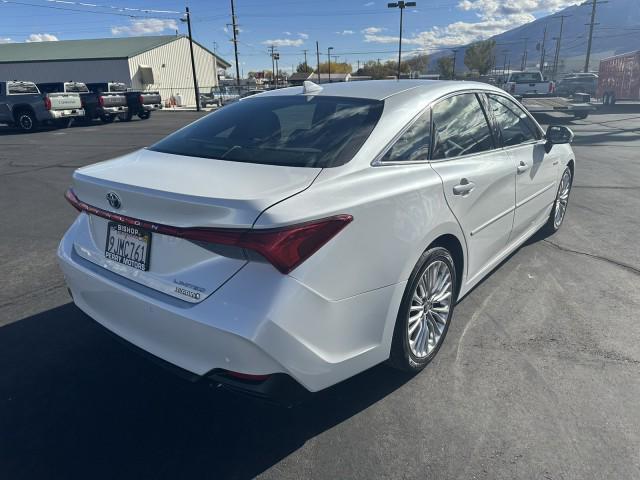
[25,33,59,42]
[458,0,580,17]
[0,38,13,44]
[336,30,354,35]
[364,1,375,6]
[283,31,292,35]
[111,18,178,36]
[262,38,305,47]
[298,32,309,39]
[364,13,535,50]
[361,26,385,35]
[362,0,578,52]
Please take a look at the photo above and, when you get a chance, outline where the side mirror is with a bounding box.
[545,125,574,153]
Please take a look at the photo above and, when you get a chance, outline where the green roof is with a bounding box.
[0,35,231,67]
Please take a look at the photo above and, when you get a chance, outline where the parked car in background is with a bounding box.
[38,81,127,124]
[86,83,162,120]
[59,80,576,401]
[556,74,598,96]
[200,86,241,107]
[503,71,555,96]
[597,50,640,105]
[0,80,84,132]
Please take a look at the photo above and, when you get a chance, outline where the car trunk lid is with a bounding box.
[69,149,321,303]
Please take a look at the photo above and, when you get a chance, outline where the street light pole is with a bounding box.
[327,46,334,82]
[316,41,321,82]
[388,1,416,80]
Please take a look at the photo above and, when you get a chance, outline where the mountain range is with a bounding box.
[432,0,640,74]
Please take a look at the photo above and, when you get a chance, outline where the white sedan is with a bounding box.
[58,80,575,399]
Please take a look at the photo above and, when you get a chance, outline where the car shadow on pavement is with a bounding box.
[0,303,415,480]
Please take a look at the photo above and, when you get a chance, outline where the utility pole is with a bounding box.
[539,24,547,74]
[357,59,361,72]
[229,0,241,87]
[502,50,509,75]
[302,49,308,70]
[451,48,458,79]
[183,7,200,111]
[327,47,334,82]
[584,0,607,72]
[521,37,529,70]
[274,52,280,88]
[552,15,569,77]
[269,45,276,88]
[387,1,416,79]
[316,41,321,82]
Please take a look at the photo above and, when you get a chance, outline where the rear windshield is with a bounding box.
[150,95,384,168]
[65,83,89,93]
[510,72,543,83]
[7,82,39,94]
[110,83,127,92]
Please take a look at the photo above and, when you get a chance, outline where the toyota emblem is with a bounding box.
[106,192,122,209]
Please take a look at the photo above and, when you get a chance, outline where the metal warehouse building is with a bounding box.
[0,35,231,106]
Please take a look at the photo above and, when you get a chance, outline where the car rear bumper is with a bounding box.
[58,215,402,393]
[101,106,128,115]
[47,108,85,119]
[142,104,161,111]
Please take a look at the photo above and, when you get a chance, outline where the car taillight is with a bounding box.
[44,96,51,110]
[549,82,555,93]
[138,94,144,105]
[64,189,353,274]
[98,96,104,107]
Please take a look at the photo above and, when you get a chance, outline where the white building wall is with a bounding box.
[128,36,221,107]
[0,59,130,84]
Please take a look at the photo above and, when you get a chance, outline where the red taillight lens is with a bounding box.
[44,96,51,110]
[138,94,144,105]
[549,82,555,93]
[64,189,352,274]
[98,96,104,107]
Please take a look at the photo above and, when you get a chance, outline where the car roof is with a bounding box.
[257,79,503,101]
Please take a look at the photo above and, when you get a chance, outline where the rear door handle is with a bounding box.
[453,179,476,196]
[517,161,530,174]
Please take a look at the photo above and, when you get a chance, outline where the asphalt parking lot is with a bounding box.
[1,110,639,479]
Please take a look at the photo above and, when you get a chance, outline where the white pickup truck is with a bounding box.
[503,71,555,96]
[0,80,84,132]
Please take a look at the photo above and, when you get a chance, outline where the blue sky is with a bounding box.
[0,0,580,73]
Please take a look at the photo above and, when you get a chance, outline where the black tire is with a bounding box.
[14,110,38,133]
[389,247,457,372]
[100,114,114,124]
[610,94,616,105]
[138,111,151,120]
[542,166,572,235]
[122,111,133,122]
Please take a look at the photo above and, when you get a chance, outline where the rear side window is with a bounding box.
[431,93,494,160]
[487,94,540,146]
[150,95,384,168]
[510,72,543,83]
[8,81,39,94]
[381,109,431,162]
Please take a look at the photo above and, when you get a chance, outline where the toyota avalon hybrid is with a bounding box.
[58,80,575,398]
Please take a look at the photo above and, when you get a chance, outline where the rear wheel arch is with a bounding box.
[426,233,464,298]
[567,159,575,177]
[12,104,36,119]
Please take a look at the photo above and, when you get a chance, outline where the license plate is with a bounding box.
[104,222,151,271]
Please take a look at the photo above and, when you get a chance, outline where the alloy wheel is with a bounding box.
[554,169,572,228]
[407,260,453,358]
